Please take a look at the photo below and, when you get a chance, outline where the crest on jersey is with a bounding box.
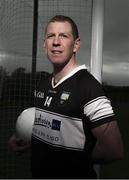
[60,91,70,104]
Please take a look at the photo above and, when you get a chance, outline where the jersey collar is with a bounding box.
[52,64,87,88]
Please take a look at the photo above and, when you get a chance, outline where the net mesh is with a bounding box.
[0,0,93,178]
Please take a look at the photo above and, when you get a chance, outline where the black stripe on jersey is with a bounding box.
[84,96,107,107]
[92,113,114,122]
[90,116,116,128]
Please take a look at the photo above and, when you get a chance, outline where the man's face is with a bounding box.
[44,21,80,66]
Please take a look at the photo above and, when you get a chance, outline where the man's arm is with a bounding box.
[91,120,124,164]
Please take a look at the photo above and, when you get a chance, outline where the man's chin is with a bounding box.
[52,61,68,70]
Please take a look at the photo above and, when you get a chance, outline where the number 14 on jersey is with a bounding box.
[44,96,53,107]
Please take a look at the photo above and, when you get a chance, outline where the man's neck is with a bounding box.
[53,60,78,83]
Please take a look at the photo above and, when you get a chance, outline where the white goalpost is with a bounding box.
[90,0,105,177]
[90,0,105,83]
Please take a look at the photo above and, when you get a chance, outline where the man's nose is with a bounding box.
[53,36,61,46]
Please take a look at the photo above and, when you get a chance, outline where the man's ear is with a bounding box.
[43,39,46,48]
[73,38,80,53]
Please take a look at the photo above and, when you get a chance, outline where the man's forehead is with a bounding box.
[46,21,72,31]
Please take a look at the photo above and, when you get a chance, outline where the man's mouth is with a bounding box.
[51,50,62,54]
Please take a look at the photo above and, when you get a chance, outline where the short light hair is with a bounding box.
[45,15,79,40]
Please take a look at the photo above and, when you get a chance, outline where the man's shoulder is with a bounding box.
[75,69,105,99]
[76,69,101,88]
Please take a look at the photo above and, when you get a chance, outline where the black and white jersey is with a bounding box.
[31,65,115,178]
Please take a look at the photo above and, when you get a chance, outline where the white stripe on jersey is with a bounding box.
[84,96,114,122]
[32,108,86,151]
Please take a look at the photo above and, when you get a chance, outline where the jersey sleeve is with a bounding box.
[83,72,115,128]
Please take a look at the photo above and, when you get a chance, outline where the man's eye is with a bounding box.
[47,34,54,38]
[60,34,68,38]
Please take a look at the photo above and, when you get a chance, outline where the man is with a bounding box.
[9,15,124,178]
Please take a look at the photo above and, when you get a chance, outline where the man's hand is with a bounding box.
[8,134,30,154]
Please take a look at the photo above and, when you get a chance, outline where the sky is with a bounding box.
[102,0,129,86]
[0,0,128,86]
